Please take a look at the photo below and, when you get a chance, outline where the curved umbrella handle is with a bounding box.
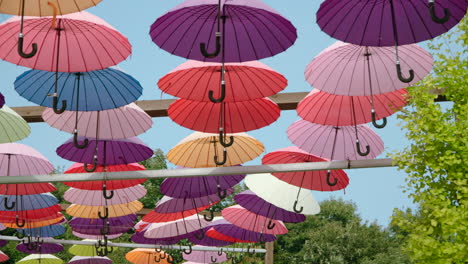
[214,149,227,166]
[154,255,161,263]
[96,247,106,257]
[203,209,214,222]
[52,96,67,114]
[371,111,387,129]
[160,252,167,260]
[183,244,192,255]
[225,253,232,260]
[16,216,26,228]
[293,200,303,214]
[84,156,98,172]
[209,82,226,103]
[211,256,217,263]
[98,207,109,219]
[107,246,113,254]
[3,197,15,210]
[396,63,414,83]
[194,230,205,240]
[155,246,162,253]
[73,130,89,149]
[429,1,450,24]
[267,219,276,230]
[217,186,227,199]
[326,171,338,186]
[18,34,38,59]
[200,34,221,58]
[16,231,25,239]
[27,240,38,251]
[219,129,234,148]
[218,248,223,256]
[102,186,114,200]
[356,140,370,157]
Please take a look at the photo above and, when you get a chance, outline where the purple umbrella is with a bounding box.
[235,190,305,223]
[0,240,7,247]
[155,189,234,214]
[0,93,4,108]
[69,256,112,264]
[187,230,233,247]
[150,0,296,63]
[131,231,191,245]
[16,242,64,254]
[69,215,137,235]
[207,219,276,243]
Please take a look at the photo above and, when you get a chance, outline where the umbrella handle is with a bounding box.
[167,255,175,264]
[211,256,217,263]
[209,82,226,103]
[293,200,303,213]
[16,216,25,228]
[3,197,15,210]
[52,96,67,114]
[84,157,98,172]
[214,149,228,166]
[219,130,234,148]
[267,219,276,230]
[107,246,114,254]
[217,186,227,199]
[203,209,214,222]
[194,230,205,240]
[225,253,232,260]
[218,248,223,256]
[371,111,387,129]
[155,247,162,253]
[396,63,414,83]
[73,131,89,149]
[200,35,221,58]
[16,231,25,239]
[326,171,338,186]
[96,247,107,257]
[102,186,114,200]
[183,244,192,255]
[429,1,450,24]
[356,140,370,157]
[17,35,38,59]
[154,255,161,263]
[98,207,109,219]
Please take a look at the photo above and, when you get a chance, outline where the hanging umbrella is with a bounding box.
[167,132,264,168]
[126,248,173,264]
[17,254,62,264]
[187,228,233,247]
[245,173,321,215]
[0,183,56,195]
[131,231,191,245]
[0,93,4,108]
[0,143,54,176]
[72,231,122,240]
[68,256,112,264]
[150,0,296,62]
[16,242,64,254]
[69,240,117,257]
[0,250,7,263]
[143,214,211,239]
[17,224,66,237]
[206,219,276,243]
[155,191,232,214]
[64,185,147,206]
[143,204,213,224]
[66,201,143,219]
[0,206,63,223]
[262,147,349,191]
[0,105,30,143]
[205,228,254,243]
[287,120,384,160]
[183,246,228,263]
[69,215,137,235]
[0,193,58,211]
[234,190,306,223]
[222,205,288,235]
[3,216,64,229]
[159,60,287,102]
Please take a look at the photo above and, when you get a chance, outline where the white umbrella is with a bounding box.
[143,214,210,239]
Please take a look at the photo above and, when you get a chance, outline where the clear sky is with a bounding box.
[0,0,422,226]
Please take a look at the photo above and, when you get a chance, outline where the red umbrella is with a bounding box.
[0,183,56,195]
[142,205,213,223]
[0,205,63,222]
[262,146,349,191]
[206,228,255,244]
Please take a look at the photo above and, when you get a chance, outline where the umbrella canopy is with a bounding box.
[16,69,143,112]
[0,183,56,195]
[0,193,58,211]
[0,250,7,263]
[150,0,296,62]
[167,132,264,168]
[207,219,276,243]
[0,206,63,223]
[287,120,384,160]
[297,89,408,126]
[16,242,64,254]
[205,227,255,243]
[131,231,190,245]
[0,93,4,108]
[69,240,117,257]
[245,173,321,215]
[234,190,306,223]
[0,106,30,143]
[222,205,288,235]
[143,202,215,224]
[17,254,62,264]
[155,191,232,214]
[305,43,432,95]
[168,98,280,133]
[57,137,153,165]
[17,224,66,237]
[0,143,54,176]
[187,229,233,247]
[316,0,468,47]
[3,216,64,229]
[126,248,172,264]
[69,215,137,235]
[72,231,122,240]
[0,1,101,16]
[183,246,228,263]
[43,103,152,139]
[68,256,112,264]
[159,60,287,102]
[64,185,147,206]
[66,201,143,219]
[143,214,211,239]
[262,147,349,191]
[0,12,131,72]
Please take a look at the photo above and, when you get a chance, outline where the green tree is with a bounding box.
[391,17,467,263]
[138,148,168,208]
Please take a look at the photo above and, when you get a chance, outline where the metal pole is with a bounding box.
[0,159,396,184]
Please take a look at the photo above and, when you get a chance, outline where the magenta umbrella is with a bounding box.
[222,205,288,235]
[287,120,384,159]
[64,185,147,206]
[16,242,64,254]
[155,190,233,214]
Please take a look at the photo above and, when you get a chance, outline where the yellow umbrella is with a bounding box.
[69,240,117,257]
[3,216,63,228]
[126,248,173,264]
[66,201,143,219]
[167,132,264,168]
[0,0,102,16]
[17,254,62,264]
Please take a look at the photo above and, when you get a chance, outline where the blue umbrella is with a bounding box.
[0,193,58,211]
[17,225,66,237]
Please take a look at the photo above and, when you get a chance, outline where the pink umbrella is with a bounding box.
[262,146,349,191]
[143,214,211,239]
[182,246,228,263]
[287,120,384,159]
[64,185,147,206]
[0,143,54,176]
[72,231,122,240]
[222,205,288,235]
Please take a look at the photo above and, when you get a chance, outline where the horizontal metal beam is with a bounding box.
[0,159,395,184]
[0,235,266,253]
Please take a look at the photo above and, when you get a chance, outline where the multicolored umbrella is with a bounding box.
[17,254,62,264]
[206,227,255,243]
[183,246,228,263]
[0,106,30,143]
[0,206,63,223]
[150,0,296,62]
[68,256,112,264]
[66,201,143,219]
[16,242,64,254]
[167,132,264,168]
[143,214,211,239]
[245,173,320,215]
[126,248,173,264]
[222,205,288,235]
[155,191,232,214]
[206,219,276,243]
[187,222,233,247]
[3,216,64,229]
[64,185,147,206]
[287,120,384,159]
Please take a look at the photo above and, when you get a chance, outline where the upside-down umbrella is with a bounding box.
[0,250,7,263]
[222,205,288,235]
[0,93,4,108]
[183,246,228,263]
[16,242,64,254]
[68,256,112,264]
[126,248,173,264]
[64,185,147,206]
[287,120,384,159]
[234,190,306,223]
[262,147,349,191]
[69,240,117,257]
[66,201,143,219]
[0,105,30,143]
[245,173,321,215]
[206,219,276,243]
[167,132,264,168]
[143,203,214,224]
[143,214,211,239]
[17,254,62,264]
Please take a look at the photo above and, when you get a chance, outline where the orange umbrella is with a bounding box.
[126,248,173,264]
[66,201,143,219]
[3,216,64,228]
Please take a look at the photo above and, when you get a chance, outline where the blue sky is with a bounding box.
[0,0,421,226]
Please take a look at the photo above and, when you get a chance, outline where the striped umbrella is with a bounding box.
[0,183,56,195]
[17,224,66,237]
[222,205,288,235]
[0,106,30,143]
[0,193,58,211]
[206,219,276,243]
[143,214,211,239]
[0,206,63,223]
[4,216,64,229]
[69,240,117,257]
[131,231,192,245]
[69,215,137,235]
[72,231,122,240]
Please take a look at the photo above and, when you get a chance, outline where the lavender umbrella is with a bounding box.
[16,242,64,254]
[68,256,112,264]
[0,93,4,108]
[131,231,192,245]
[207,219,276,243]
[150,0,297,62]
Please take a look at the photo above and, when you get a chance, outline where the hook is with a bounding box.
[84,155,98,172]
[98,237,107,247]
[3,197,15,210]
[96,247,106,257]
[203,209,214,222]
[214,149,227,166]
[16,216,26,228]
[267,219,276,230]
[371,110,387,129]
[428,1,450,24]
[73,130,89,149]
[155,246,162,253]
[293,200,303,214]
[27,240,38,251]
[17,34,38,59]
[396,63,414,83]
[160,252,167,260]
[102,185,114,200]
[154,255,161,263]
[16,231,25,239]
[356,140,370,157]
[52,96,67,114]
[247,245,255,255]
[200,34,221,58]
[98,207,109,219]
[326,171,338,186]
[183,244,192,255]
[211,256,217,263]
[217,186,227,199]
[107,246,113,254]
[194,230,205,240]
[225,253,232,260]
[209,82,226,103]
[217,248,223,256]
[218,129,234,148]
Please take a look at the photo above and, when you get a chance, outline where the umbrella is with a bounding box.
[0,193,58,211]
[42,103,152,139]
[66,201,143,219]
[155,191,233,214]
[131,231,191,245]
[206,219,276,243]
[222,205,288,235]
[244,173,321,215]
[0,240,7,248]
[64,185,147,206]
[17,254,62,264]
[262,147,349,191]
[297,89,408,127]
[206,228,255,243]
[142,204,213,224]
[68,256,112,264]
[0,93,4,108]
[126,248,173,264]
[0,105,30,143]
[69,240,117,257]
[159,60,287,102]
[143,214,211,239]
[69,215,137,235]
[183,246,228,263]
[3,216,64,229]
[17,224,66,237]
[287,120,384,159]
[0,206,63,223]
[167,132,264,168]
[234,190,306,223]
[16,242,64,254]
[0,250,7,263]
[187,229,233,247]
[0,143,54,176]
[0,183,56,195]
[72,231,122,240]
[150,0,296,62]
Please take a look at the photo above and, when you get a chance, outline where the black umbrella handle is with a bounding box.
[73,130,89,149]
[194,230,205,240]
[183,244,192,255]
[84,155,98,172]
[167,255,175,264]
[371,110,387,129]
[293,200,303,213]
[211,256,217,263]
[267,219,276,230]
[429,1,450,24]
[203,209,214,222]
[396,62,414,83]
[3,197,15,210]
[52,96,67,114]
[102,185,114,200]
[98,207,109,219]
[326,171,338,186]
[17,35,38,59]
[214,149,228,166]
[209,82,226,103]
[356,140,371,157]
[200,35,221,58]
[16,216,25,228]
